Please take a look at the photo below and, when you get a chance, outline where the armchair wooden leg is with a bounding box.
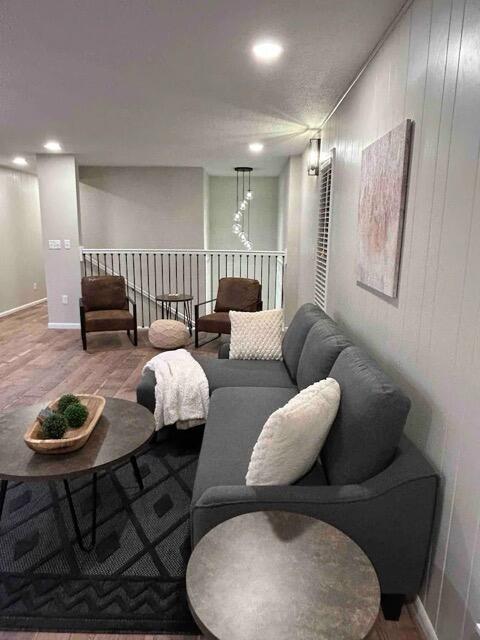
[81,327,87,351]
[195,325,199,348]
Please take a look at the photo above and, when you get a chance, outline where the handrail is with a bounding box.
[82,247,285,257]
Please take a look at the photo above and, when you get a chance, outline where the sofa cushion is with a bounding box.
[282,303,328,382]
[196,357,295,392]
[84,309,135,332]
[197,312,231,335]
[296,319,351,390]
[321,346,411,485]
[82,275,127,311]
[192,387,298,504]
[215,277,261,312]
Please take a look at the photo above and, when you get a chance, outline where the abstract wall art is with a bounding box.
[356,119,412,298]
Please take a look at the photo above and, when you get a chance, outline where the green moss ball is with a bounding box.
[42,413,68,439]
[64,402,89,429]
[57,394,80,414]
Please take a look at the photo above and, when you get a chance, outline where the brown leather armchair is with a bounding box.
[194,277,262,348]
[79,276,137,350]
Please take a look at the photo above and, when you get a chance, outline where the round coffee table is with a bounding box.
[187,511,380,640]
[0,398,154,551]
[155,292,193,335]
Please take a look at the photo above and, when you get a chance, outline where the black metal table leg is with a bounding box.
[0,480,8,523]
[130,455,144,491]
[64,473,97,552]
[185,300,193,336]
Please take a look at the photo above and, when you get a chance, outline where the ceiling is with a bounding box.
[0,0,405,176]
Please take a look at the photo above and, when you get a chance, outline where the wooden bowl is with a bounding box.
[24,394,106,454]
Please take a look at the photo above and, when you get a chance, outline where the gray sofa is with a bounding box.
[136,303,438,620]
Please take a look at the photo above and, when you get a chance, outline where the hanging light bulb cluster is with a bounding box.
[232,167,253,251]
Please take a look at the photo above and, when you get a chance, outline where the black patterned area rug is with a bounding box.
[0,427,203,634]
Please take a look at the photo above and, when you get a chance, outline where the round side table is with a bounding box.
[155,292,193,335]
[0,399,154,551]
[187,511,380,640]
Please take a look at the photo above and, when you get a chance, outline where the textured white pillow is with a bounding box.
[229,309,283,360]
[246,378,341,485]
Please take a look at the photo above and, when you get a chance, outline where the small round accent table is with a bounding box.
[0,398,155,551]
[187,511,380,640]
[155,292,193,335]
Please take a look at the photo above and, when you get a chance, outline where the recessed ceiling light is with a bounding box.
[252,40,283,63]
[249,142,264,153]
[43,140,62,152]
[13,156,28,166]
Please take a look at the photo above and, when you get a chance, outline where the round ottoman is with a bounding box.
[148,319,190,349]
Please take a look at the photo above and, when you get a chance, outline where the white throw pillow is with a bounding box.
[246,378,341,485]
[229,309,283,360]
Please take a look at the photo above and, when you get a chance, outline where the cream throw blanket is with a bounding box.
[142,349,209,430]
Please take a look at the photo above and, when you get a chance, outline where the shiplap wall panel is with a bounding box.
[433,2,480,635]
[317,0,480,638]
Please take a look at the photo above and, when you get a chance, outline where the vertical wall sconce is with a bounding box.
[307,138,321,176]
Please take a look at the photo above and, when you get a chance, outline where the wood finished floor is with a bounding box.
[0,303,424,640]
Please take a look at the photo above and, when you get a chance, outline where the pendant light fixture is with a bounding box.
[232,167,254,250]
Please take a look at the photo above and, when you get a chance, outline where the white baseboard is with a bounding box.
[48,322,81,330]
[409,597,438,640]
[48,323,147,330]
[0,297,47,319]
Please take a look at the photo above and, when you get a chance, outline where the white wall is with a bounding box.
[79,166,206,249]
[0,167,46,315]
[208,176,279,251]
[294,1,480,638]
[277,163,288,252]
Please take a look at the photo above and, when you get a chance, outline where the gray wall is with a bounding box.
[300,1,480,638]
[297,146,322,309]
[37,155,82,327]
[0,166,46,314]
[79,166,206,249]
[278,157,304,323]
[208,176,279,251]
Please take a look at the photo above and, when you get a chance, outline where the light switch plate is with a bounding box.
[64,239,71,249]
[48,239,61,249]
[62,295,68,305]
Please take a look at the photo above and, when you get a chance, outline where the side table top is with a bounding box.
[155,292,193,302]
[0,398,155,481]
[187,511,380,640]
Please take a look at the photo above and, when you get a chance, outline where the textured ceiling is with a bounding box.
[0,0,405,176]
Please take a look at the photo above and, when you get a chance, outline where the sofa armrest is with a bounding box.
[127,296,137,323]
[136,369,156,413]
[218,339,230,359]
[191,437,439,595]
[195,298,217,313]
